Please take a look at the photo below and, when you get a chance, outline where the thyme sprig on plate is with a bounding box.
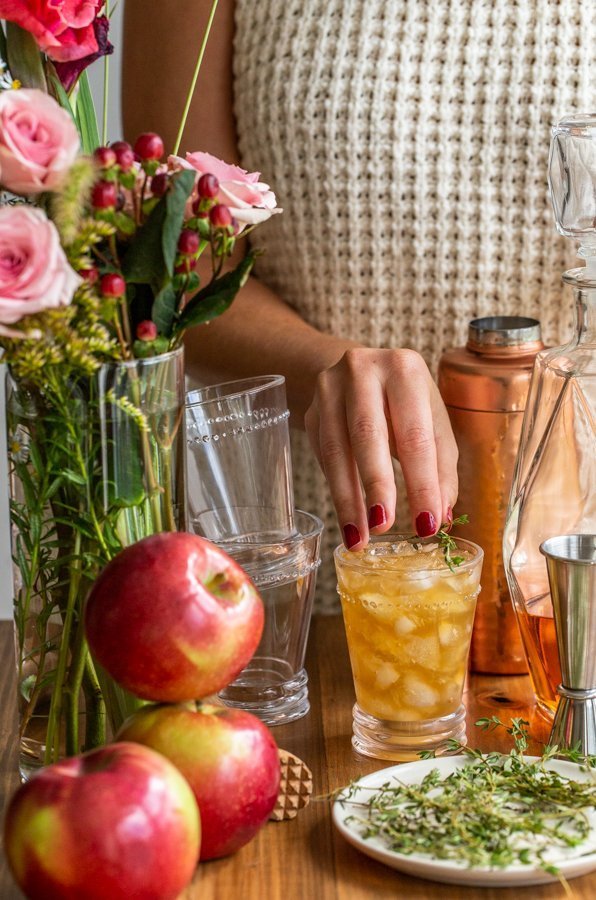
[338,718,596,878]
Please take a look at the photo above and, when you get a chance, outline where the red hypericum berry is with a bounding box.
[197,172,219,199]
[134,132,165,161]
[78,266,99,284]
[177,229,200,256]
[91,180,117,209]
[93,146,117,169]
[209,204,232,228]
[100,273,126,298]
[136,320,158,341]
[174,260,192,275]
[110,140,135,172]
[151,172,169,197]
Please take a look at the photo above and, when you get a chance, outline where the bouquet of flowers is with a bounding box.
[0,1,280,777]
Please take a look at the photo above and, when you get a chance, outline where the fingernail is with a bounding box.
[416,511,437,537]
[446,506,453,526]
[368,504,386,529]
[343,523,361,549]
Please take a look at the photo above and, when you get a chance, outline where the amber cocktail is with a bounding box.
[334,536,483,761]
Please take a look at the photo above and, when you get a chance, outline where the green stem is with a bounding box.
[65,598,91,756]
[161,444,176,532]
[44,529,81,764]
[102,40,109,144]
[47,371,111,558]
[172,0,219,156]
[82,653,106,750]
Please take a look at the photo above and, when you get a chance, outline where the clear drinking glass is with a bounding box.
[218,510,323,725]
[186,375,295,542]
[335,535,483,761]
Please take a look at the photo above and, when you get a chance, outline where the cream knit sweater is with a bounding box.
[233,0,596,611]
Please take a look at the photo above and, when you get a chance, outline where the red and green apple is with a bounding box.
[3,742,200,900]
[84,532,264,702]
[118,702,281,860]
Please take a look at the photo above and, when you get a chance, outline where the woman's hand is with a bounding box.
[304,347,458,549]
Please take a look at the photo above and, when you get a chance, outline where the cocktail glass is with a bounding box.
[334,535,483,761]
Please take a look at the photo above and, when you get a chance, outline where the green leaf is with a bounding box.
[163,169,196,273]
[45,62,77,126]
[114,212,136,236]
[151,284,178,337]
[174,251,257,335]
[6,23,47,90]
[121,170,195,291]
[74,72,100,154]
[62,469,88,487]
[0,23,8,65]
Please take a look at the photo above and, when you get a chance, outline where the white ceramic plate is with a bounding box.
[332,756,596,887]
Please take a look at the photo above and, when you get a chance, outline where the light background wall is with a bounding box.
[0,6,125,618]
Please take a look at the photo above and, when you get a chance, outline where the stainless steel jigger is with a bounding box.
[540,535,596,755]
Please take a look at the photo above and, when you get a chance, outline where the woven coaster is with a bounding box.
[269,749,313,821]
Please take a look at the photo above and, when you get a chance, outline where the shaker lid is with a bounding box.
[467,316,541,350]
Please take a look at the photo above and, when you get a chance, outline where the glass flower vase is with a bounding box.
[503,115,596,720]
[6,347,186,780]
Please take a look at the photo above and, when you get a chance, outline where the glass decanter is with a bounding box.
[503,114,596,721]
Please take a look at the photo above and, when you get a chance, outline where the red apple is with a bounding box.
[84,532,264,702]
[3,742,200,900]
[118,702,281,860]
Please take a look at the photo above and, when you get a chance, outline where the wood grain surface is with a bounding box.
[0,616,592,900]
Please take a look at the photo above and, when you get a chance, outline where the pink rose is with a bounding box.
[0,206,81,328]
[0,89,80,194]
[169,151,282,227]
[0,1,106,62]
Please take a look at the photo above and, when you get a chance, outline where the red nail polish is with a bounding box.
[368,504,386,529]
[416,511,437,537]
[343,523,361,549]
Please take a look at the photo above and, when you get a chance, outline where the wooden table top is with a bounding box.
[1,615,593,900]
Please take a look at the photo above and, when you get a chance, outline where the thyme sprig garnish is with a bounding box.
[338,718,596,878]
[437,513,469,571]
[407,513,470,571]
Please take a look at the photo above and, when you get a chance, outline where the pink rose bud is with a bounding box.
[168,150,282,228]
[110,141,135,172]
[209,204,233,228]
[0,89,80,194]
[197,173,219,199]
[177,229,200,256]
[0,207,82,326]
[91,180,117,209]
[136,320,158,341]
[100,273,126,298]
[134,133,165,161]
[93,146,117,169]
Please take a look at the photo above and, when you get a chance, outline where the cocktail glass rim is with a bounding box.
[334,534,483,578]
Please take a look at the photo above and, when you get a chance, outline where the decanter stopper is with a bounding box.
[540,536,596,756]
[548,113,596,277]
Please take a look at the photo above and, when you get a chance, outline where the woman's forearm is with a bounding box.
[184,273,359,422]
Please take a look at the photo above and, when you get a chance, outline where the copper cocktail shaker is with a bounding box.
[438,316,544,674]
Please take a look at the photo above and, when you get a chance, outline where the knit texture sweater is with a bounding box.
[233,0,596,611]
